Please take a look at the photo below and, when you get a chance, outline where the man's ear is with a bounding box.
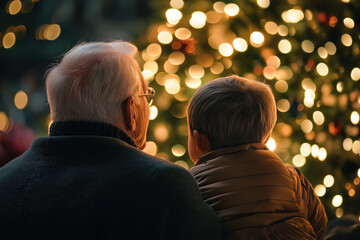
[124,97,136,132]
[193,130,211,154]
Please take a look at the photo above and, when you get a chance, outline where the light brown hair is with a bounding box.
[188,75,277,150]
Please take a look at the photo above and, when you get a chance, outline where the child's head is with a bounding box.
[187,75,277,161]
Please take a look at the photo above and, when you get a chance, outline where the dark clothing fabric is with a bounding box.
[0,121,222,240]
[190,142,327,240]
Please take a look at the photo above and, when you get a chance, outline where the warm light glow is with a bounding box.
[351,68,360,81]
[168,51,185,65]
[185,78,202,89]
[219,43,234,57]
[275,80,288,93]
[213,1,226,13]
[315,184,326,197]
[233,38,248,52]
[278,39,292,54]
[266,137,276,151]
[190,11,207,29]
[172,144,186,157]
[154,123,169,142]
[166,8,182,25]
[8,0,22,15]
[336,208,344,218]
[311,144,319,158]
[224,3,240,16]
[343,138,353,151]
[250,31,265,47]
[353,140,360,154]
[266,56,281,68]
[282,9,304,23]
[163,60,178,73]
[147,43,162,60]
[277,25,288,36]
[257,0,270,8]
[277,99,290,112]
[165,78,180,94]
[3,32,16,49]
[332,195,343,207]
[170,0,184,9]
[158,31,173,44]
[343,17,355,29]
[276,66,293,80]
[142,70,154,82]
[351,111,360,124]
[263,66,276,80]
[313,111,325,125]
[264,21,278,35]
[349,189,355,197]
[341,33,352,47]
[316,63,329,76]
[301,119,313,133]
[317,47,328,59]
[210,62,224,74]
[144,61,158,75]
[301,78,316,91]
[14,90,28,109]
[143,141,158,156]
[149,106,158,120]
[324,175,334,188]
[174,28,191,40]
[358,168,360,178]
[175,160,189,169]
[0,112,9,132]
[318,148,327,161]
[336,82,343,92]
[301,40,315,53]
[325,42,337,55]
[292,154,306,167]
[45,24,61,40]
[300,143,311,157]
[188,65,205,79]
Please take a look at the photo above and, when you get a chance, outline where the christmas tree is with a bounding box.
[137,0,360,220]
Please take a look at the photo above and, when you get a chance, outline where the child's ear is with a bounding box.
[193,130,211,155]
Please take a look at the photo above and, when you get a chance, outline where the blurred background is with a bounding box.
[1,0,360,222]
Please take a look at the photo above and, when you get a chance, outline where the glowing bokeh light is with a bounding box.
[277,25,288,36]
[264,21,278,35]
[301,119,313,133]
[343,17,355,29]
[3,32,16,49]
[332,195,343,207]
[174,28,191,40]
[282,9,304,23]
[324,175,335,187]
[351,111,360,124]
[318,148,327,161]
[292,154,306,167]
[343,138,353,151]
[341,33,352,47]
[351,68,360,81]
[213,1,226,13]
[143,141,158,156]
[233,38,248,52]
[315,184,326,197]
[301,78,316,91]
[154,123,169,142]
[175,160,189,169]
[300,143,311,157]
[257,0,270,8]
[301,40,315,53]
[185,78,202,89]
[353,140,360,154]
[218,43,234,57]
[188,65,205,79]
[147,43,162,60]
[190,11,207,29]
[313,111,325,125]
[166,8,182,25]
[45,24,61,40]
[8,0,22,15]
[317,47,328,59]
[275,80,288,93]
[277,99,290,112]
[278,39,292,54]
[172,144,186,157]
[325,42,337,55]
[250,31,265,47]
[168,51,185,65]
[158,31,173,44]
[144,61,158,75]
[311,144,319,158]
[266,55,281,68]
[170,0,184,9]
[165,78,180,94]
[266,137,276,151]
[263,66,276,80]
[14,90,28,109]
[149,106,158,120]
[0,112,9,132]
[316,63,329,76]
[224,3,240,16]
[210,62,224,74]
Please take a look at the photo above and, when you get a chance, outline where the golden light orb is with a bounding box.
[14,90,28,109]
[343,138,353,151]
[224,3,240,16]
[316,63,329,76]
[146,43,162,60]
[264,21,278,35]
[165,78,180,94]
[210,62,224,74]
[341,33,352,47]
[332,195,343,207]
[276,66,293,80]
[0,112,9,132]
[172,144,186,157]
[188,65,205,79]
[45,24,61,41]
[233,38,248,52]
[219,43,234,57]
[170,0,184,9]
[8,0,22,15]
[143,141,158,156]
[282,9,304,23]
[325,42,337,55]
[3,32,16,49]
[277,25,288,36]
[311,144,319,158]
[353,140,360,154]
[213,1,226,13]
[301,119,313,133]
[324,175,334,188]
[318,148,327,161]
[336,82,344,92]
[300,143,311,157]
[301,78,316,91]
[163,60,178,73]
[278,39,292,54]
[190,11,207,29]
[174,28,191,40]
[250,31,264,47]
[166,8,183,25]
[350,67,360,81]
[143,61,158,75]
[313,111,325,125]
[266,137,276,151]
[317,47,328,59]
[336,208,344,218]
[301,40,315,53]
[292,154,306,167]
[185,77,202,89]
[343,17,355,29]
[168,51,185,65]
[142,70,154,82]
[266,55,281,68]
[257,0,270,8]
[315,184,326,197]
[277,99,290,112]
[275,80,288,93]
[175,160,189,170]
[149,106,158,120]
[351,111,360,125]
[154,123,169,142]
[158,31,173,44]
[263,66,276,80]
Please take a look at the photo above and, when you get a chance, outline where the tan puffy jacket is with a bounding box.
[190,143,327,240]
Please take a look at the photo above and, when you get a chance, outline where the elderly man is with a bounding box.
[0,41,222,239]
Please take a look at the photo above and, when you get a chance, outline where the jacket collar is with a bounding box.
[49,121,136,148]
[195,142,268,166]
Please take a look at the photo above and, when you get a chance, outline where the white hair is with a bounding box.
[46,41,142,125]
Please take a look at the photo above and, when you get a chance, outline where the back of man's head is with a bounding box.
[188,75,277,150]
[46,41,141,125]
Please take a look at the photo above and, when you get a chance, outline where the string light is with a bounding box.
[233,38,248,52]
[301,40,315,53]
[316,63,329,76]
[350,68,360,81]
[189,11,207,29]
[158,31,173,44]
[174,28,191,40]
[143,141,158,156]
[257,0,270,8]
[351,111,360,124]
[8,0,22,15]
[172,144,186,157]
[185,78,201,89]
[278,39,292,54]
[343,138,353,151]
[166,8,182,25]
[315,184,326,197]
[324,175,335,187]
[3,32,16,49]
[300,143,311,157]
[224,3,240,16]
[332,195,343,207]
[292,154,306,167]
[218,43,234,56]
[188,65,205,79]
[341,33,352,46]
[250,31,265,47]
[325,42,337,55]
[164,77,180,94]
[0,112,9,132]
[14,90,28,109]
[281,9,304,23]
[343,17,355,29]
[170,0,184,9]
[149,106,158,120]
[264,21,278,35]
[266,137,276,151]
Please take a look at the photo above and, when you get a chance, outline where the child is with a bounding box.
[188,75,327,240]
